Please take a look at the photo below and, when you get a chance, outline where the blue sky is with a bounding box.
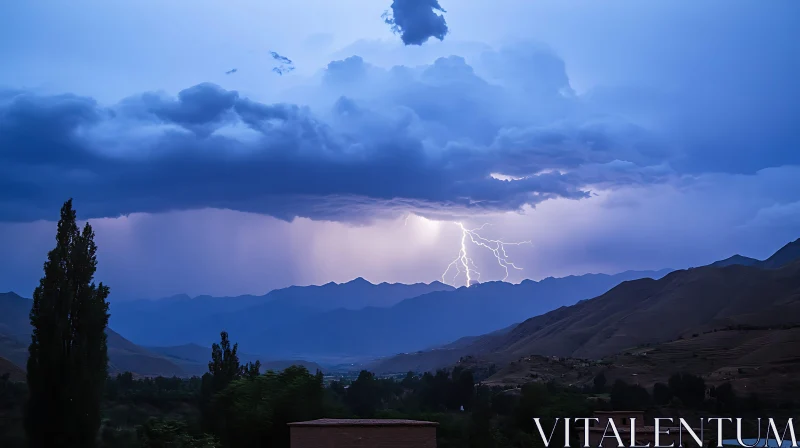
[1,0,798,300]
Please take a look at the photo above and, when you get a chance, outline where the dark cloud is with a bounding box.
[4,42,791,224]
[383,0,449,46]
[324,56,370,86]
[270,52,293,66]
[272,67,294,76]
[270,51,295,76]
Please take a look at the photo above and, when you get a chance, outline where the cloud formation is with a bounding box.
[384,0,449,46]
[2,1,798,300]
[0,41,795,224]
[270,51,295,76]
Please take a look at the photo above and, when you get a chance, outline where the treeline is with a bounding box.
[2,340,786,448]
[92,330,594,448]
[592,372,778,414]
[0,331,595,448]
[97,346,598,448]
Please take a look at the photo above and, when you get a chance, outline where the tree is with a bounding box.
[207,331,242,394]
[593,372,607,393]
[346,370,380,417]
[201,331,243,433]
[241,360,261,379]
[419,369,451,411]
[610,380,651,410]
[210,366,325,447]
[667,373,706,408]
[653,382,672,405]
[25,199,111,448]
[514,383,551,432]
[709,382,737,413]
[138,419,219,448]
[449,367,475,411]
[469,385,496,448]
[400,371,418,390]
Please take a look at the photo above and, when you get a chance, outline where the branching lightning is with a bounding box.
[441,222,531,288]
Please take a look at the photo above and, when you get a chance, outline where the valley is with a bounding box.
[2,238,798,388]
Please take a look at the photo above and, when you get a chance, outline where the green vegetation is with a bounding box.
[0,339,782,448]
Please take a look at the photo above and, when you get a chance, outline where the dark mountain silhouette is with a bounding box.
[707,237,800,269]
[0,355,24,382]
[483,262,800,360]
[371,237,800,373]
[709,254,759,267]
[110,278,453,347]
[0,292,184,377]
[242,269,672,358]
[759,237,800,268]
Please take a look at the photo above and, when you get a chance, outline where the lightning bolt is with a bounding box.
[441,222,531,288]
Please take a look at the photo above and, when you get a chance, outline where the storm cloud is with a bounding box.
[1,0,799,299]
[0,45,683,223]
[0,39,796,225]
[383,0,449,46]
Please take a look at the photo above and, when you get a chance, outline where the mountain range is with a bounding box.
[111,269,672,359]
[242,269,673,358]
[0,292,324,378]
[110,279,454,347]
[370,238,800,374]
[1,268,671,374]
[0,292,185,377]
[3,237,797,380]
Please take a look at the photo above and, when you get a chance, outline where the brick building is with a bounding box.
[288,418,438,448]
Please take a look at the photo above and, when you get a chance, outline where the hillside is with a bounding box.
[372,238,800,374]
[110,278,453,347]
[759,237,800,268]
[0,356,25,382]
[479,261,800,361]
[147,344,323,376]
[478,326,800,402]
[244,269,672,358]
[0,292,184,377]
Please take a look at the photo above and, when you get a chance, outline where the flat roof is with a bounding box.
[288,419,439,427]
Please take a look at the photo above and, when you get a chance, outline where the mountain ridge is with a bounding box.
[0,292,186,377]
[110,278,454,347]
[706,238,800,269]
[241,269,673,358]
[370,237,800,374]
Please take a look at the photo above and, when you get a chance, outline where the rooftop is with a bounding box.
[288,419,439,427]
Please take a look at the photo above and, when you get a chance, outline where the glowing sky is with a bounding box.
[1,0,798,299]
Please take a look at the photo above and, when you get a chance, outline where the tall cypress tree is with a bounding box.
[25,199,111,448]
